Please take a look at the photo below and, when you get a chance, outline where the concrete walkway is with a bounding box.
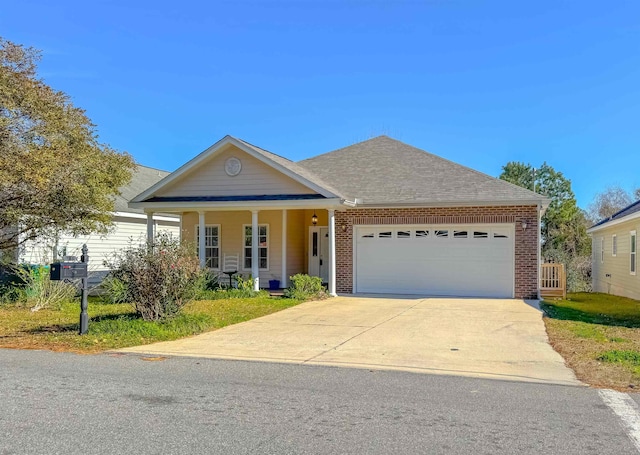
[117,296,581,386]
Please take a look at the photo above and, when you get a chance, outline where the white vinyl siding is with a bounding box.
[591,220,640,301]
[157,145,315,198]
[354,224,514,298]
[18,215,180,286]
[195,225,220,269]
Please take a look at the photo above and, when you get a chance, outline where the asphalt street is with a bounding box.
[0,349,637,454]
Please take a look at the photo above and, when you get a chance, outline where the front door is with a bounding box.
[308,226,329,283]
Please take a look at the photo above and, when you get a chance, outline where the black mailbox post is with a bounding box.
[50,244,90,335]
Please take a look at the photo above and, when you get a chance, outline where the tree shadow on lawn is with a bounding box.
[24,312,140,335]
[541,302,640,329]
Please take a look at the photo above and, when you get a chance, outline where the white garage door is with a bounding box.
[354,225,514,298]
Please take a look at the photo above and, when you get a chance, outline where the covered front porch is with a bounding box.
[144,206,339,295]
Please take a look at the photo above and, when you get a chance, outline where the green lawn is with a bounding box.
[0,296,302,353]
[542,292,640,327]
[542,292,640,390]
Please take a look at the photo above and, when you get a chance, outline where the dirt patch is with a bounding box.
[544,317,640,392]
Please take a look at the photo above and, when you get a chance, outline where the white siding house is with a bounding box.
[588,200,640,301]
[18,165,180,287]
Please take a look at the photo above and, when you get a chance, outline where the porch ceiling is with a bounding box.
[130,197,344,213]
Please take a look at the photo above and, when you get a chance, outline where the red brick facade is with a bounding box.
[334,206,540,299]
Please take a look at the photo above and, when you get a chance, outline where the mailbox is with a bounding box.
[50,262,88,280]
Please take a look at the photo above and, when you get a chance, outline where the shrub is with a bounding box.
[202,288,270,300]
[190,269,222,300]
[100,275,130,304]
[284,274,326,300]
[104,233,201,321]
[193,274,268,300]
[18,265,76,311]
[0,262,25,305]
[544,249,592,293]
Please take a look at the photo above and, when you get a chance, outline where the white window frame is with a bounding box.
[195,224,221,270]
[612,234,617,257]
[601,237,605,263]
[631,230,637,276]
[243,224,269,271]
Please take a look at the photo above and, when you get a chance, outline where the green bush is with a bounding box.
[104,233,201,321]
[194,275,267,300]
[100,275,130,304]
[201,288,270,300]
[284,274,326,300]
[544,248,592,293]
[199,269,222,291]
[0,263,24,305]
[18,265,77,311]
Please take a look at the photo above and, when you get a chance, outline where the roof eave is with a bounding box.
[131,136,340,203]
[344,199,548,209]
[587,210,640,234]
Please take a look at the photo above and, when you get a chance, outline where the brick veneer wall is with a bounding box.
[334,206,540,299]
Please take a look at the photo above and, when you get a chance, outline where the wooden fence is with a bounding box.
[540,263,566,299]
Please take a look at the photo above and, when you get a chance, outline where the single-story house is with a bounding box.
[130,135,547,299]
[19,165,180,286]
[587,200,640,300]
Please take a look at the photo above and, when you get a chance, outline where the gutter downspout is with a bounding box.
[341,198,362,208]
[537,202,542,300]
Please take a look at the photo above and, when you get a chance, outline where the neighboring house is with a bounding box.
[587,200,640,300]
[19,165,180,286]
[130,135,548,299]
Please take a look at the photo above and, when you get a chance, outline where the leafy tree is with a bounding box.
[500,161,591,291]
[500,162,589,256]
[0,38,135,251]
[498,162,536,192]
[586,186,634,224]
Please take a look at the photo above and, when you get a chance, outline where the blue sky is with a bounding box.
[2,0,639,208]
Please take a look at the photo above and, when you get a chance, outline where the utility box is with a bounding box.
[50,262,88,281]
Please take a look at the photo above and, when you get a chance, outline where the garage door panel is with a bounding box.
[355,225,514,298]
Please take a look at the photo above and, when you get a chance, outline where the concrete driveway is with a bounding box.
[117,296,581,386]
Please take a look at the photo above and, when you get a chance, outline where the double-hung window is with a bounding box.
[601,238,605,263]
[244,225,269,270]
[631,231,637,275]
[612,234,617,257]
[196,225,220,269]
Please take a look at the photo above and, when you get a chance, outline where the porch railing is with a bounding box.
[540,263,566,299]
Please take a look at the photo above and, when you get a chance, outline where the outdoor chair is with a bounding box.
[222,253,239,288]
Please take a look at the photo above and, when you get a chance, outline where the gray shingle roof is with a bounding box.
[590,199,640,229]
[299,136,546,205]
[116,165,171,213]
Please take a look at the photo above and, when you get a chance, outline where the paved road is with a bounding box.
[0,349,637,454]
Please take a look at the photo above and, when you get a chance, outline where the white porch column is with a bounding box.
[198,211,206,268]
[252,210,260,291]
[328,209,337,296]
[281,209,287,288]
[146,212,154,245]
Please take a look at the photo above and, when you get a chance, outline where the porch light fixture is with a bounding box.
[341,224,347,233]
[522,219,528,231]
[311,212,318,225]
